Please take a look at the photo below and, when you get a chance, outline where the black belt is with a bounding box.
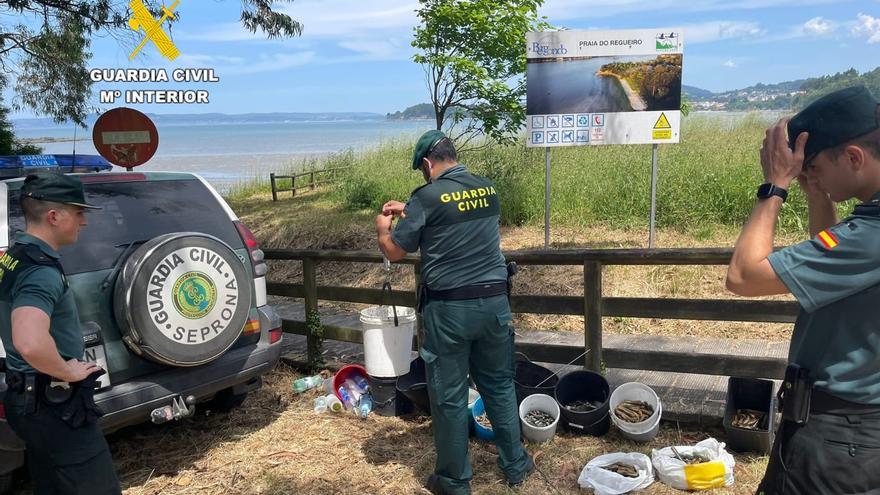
[425,282,508,301]
[810,389,880,416]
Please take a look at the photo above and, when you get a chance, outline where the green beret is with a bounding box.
[21,173,101,209]
[788,86,880,159]
[412,130,448,170]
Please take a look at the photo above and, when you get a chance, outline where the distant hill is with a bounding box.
[682,85,714,99]
[386,103,435,120]
[13,111,385,130]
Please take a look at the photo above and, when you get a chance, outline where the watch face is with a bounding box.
[757,183,773,197]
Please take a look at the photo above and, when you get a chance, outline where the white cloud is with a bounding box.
[852,13,880,43]
[723,60,737,68]
[337,39,412,60]
[540,0,839,20]
[175,54,245,66]
[223,52,317,75]
[683,21,764,44]
[803,16,835,36]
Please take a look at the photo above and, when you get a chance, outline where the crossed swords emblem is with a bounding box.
[128,0,180,61]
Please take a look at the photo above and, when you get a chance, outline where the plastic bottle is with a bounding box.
[323,377,335,394]
[352,375,370,393]
[344,379,364,401]
[325,394,343,413]
[337,385,357,409]
[292,374,323,393]
[313,396,328,413]
[356,394,373,419]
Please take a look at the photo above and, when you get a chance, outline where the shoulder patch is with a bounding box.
[817,229,839,250]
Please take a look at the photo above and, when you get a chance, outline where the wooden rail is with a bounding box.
[264,248,796,378]
[269,167,350,201]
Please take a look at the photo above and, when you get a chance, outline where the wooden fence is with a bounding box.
[264,248,797,379]
[269,167,349,201]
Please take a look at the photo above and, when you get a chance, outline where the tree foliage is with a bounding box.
[0,1,302,125]
[412,0,549,148]
[599,54,682,111]
[0,92,42,155]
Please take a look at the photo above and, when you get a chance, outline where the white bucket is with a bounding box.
[519,393,560,443]
[609,382,662,442]
[360,305,417,377]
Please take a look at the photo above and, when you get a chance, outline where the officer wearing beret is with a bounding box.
[376,130,533,494]
[727,86,880,494]
[0,173,120,494]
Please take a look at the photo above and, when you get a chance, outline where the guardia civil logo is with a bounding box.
[172,272,217,319]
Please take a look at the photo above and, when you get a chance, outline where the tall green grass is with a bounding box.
[235,114,855,234]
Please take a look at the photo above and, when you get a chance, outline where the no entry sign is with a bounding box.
[92,107,159,167]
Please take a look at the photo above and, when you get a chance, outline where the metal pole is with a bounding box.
[649,144,659,248]
[544,147,551,249]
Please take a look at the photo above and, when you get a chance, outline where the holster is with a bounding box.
[506,262,518,298]
[417,283,427,314]
[778,364,813,424]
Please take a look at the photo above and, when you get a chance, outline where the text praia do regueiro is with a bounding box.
[90,68,219,105]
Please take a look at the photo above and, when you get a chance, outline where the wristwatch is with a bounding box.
[756,183,788,202]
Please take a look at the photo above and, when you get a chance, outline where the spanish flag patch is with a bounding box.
[817,229,839,249]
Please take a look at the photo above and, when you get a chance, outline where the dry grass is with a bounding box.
[231,190,802,342]
[108,364,769,495]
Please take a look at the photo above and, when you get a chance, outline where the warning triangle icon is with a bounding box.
[654,113,671,129]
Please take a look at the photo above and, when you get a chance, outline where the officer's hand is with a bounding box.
[796,172,828,200]
[63,359,101,383]
[381,201,407,218]
[375,213,393,234]
[760,117,808,188]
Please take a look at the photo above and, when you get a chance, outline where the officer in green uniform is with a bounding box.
[376,130,533,494]
[727,86,880,494]
[0,173,120,494]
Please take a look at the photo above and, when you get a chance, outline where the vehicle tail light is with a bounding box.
[234,221,267,277]
[243,318,260,336]
[269,326,283,344]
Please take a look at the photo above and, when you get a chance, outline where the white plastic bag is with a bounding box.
[651,438,735,491]
[577,452,654,495]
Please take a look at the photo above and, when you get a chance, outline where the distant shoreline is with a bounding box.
[596,70,647,111]
[20,136,88,144]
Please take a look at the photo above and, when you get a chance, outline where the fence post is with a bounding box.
[303,257,322,368]
[413,261,424,350]
[310,171,316,190]
[291,175,296,198]
[584,261,603,372]
[270,173,277,202]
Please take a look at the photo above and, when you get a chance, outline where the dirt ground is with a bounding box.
[104,364,769,495]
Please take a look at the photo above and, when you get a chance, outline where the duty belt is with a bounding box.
[4,370,72,413]
[424,282,508,301]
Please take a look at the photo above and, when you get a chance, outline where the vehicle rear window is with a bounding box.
[7,179,243,274]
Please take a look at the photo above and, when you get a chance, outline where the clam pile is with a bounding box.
[523,409,555,428]
[731,409,766,430]
[475,413,492,430]
[601,463,639,478]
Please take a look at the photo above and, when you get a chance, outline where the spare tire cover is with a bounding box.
[114,232,252,366]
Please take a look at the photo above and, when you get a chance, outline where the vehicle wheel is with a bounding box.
[113,232,253,366]
[205,388,248,413]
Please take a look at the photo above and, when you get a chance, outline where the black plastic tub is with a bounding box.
[369,374,414,417]
[554,370,610,436]
[395,357,431,415]
[514,357,558,406]
[723,376,776,454]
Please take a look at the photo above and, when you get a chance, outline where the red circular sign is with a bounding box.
[92,107,159,167]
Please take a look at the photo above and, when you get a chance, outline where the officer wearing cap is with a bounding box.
[0,173,120,494]
[727,86,880,494]
[376,130,533,494]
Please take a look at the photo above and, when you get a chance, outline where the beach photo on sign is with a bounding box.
[527,54,682,115]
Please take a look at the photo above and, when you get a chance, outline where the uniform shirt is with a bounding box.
[0,233,84,373]
[392,164,507,291]
[768,194,880,404]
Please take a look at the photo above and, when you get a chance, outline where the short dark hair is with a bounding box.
[426,137,457,164]
[21,197,64,225]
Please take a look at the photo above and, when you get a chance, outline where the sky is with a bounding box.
[8,0,880,118]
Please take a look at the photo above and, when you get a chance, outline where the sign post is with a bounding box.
[526,28,684,247]
[92,107,159,169]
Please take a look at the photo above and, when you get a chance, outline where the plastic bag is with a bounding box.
[577,452,654,495]
[651,438,735,491]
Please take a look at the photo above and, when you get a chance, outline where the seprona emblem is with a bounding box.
[172,271,217,319]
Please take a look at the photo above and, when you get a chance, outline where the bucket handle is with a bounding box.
[526,349,591,388]
[381,281,399,327]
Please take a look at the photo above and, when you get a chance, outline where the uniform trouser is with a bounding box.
[3,393,121,495]
[420,294,530,495]
[756,410,880,494]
